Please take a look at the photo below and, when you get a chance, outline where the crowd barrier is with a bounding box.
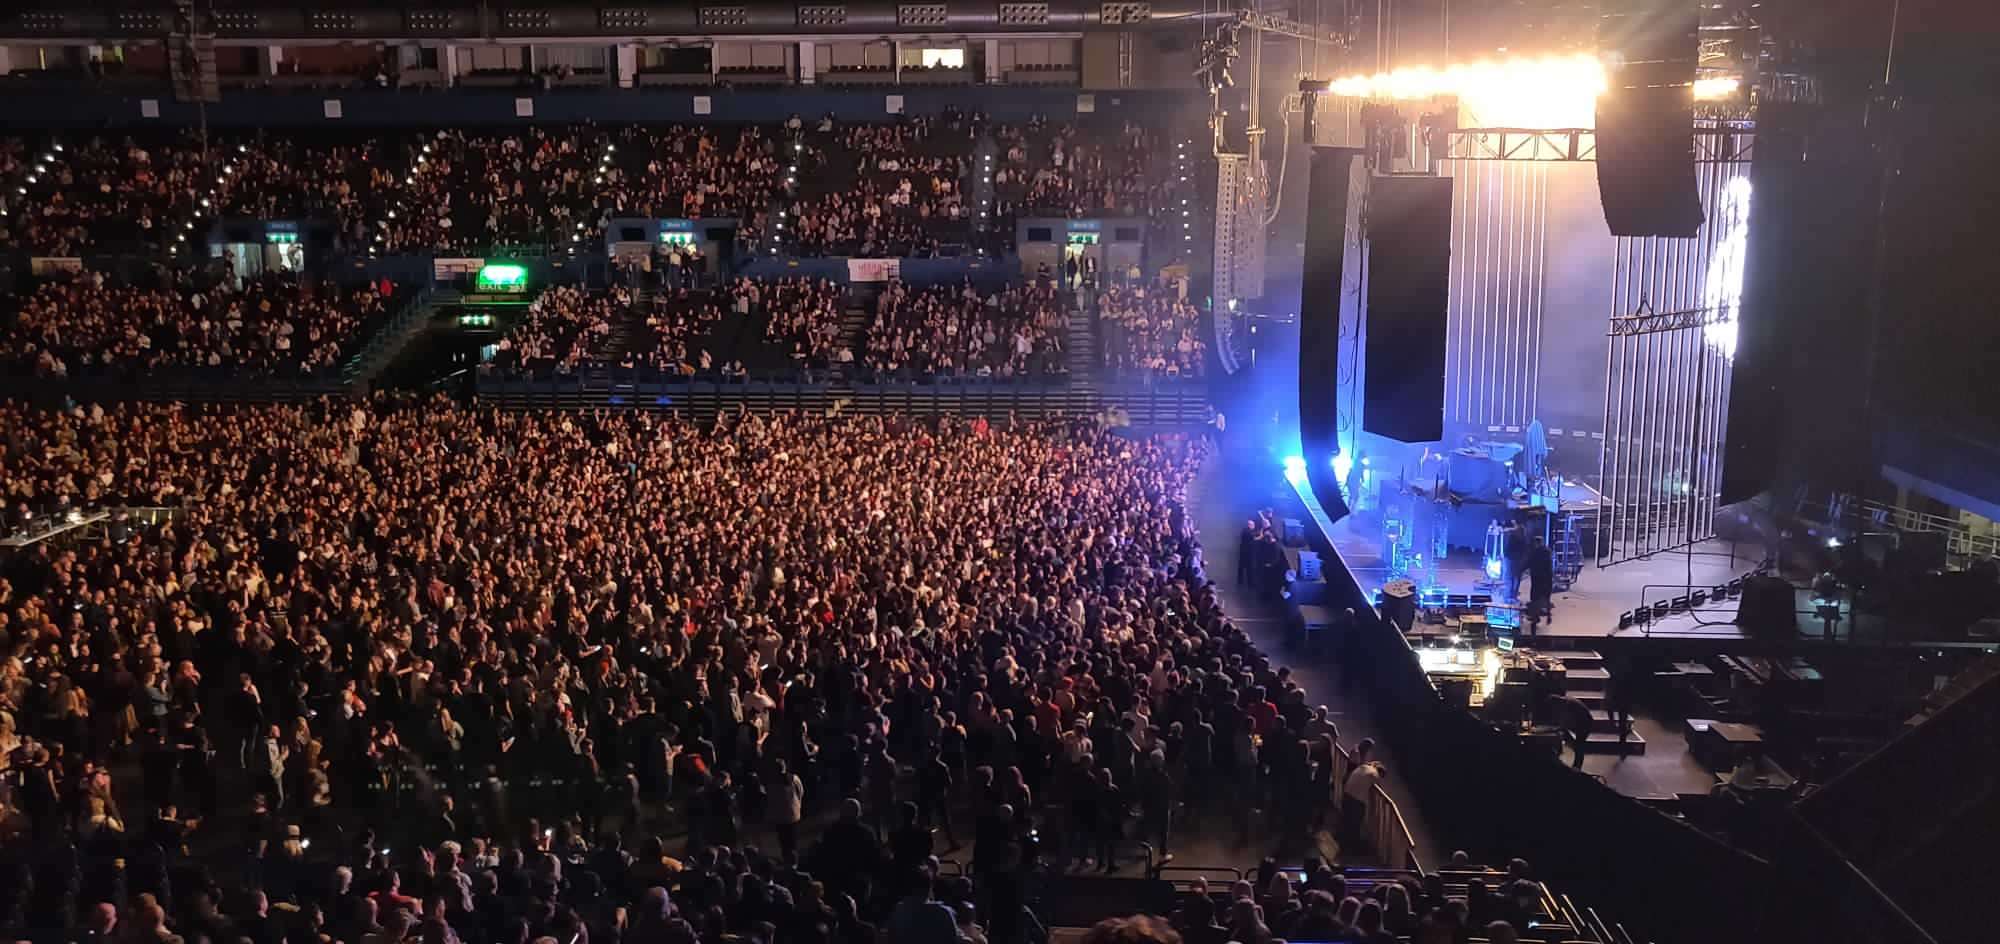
[0,370,350,407]
[473,371,1212,426]
[1,505,183,548]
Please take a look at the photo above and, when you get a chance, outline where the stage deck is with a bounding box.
[1309,498,1768,641]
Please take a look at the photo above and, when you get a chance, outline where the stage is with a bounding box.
[1286,473,1771,640]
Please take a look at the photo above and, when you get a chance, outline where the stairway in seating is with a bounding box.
[835,300,870,368]
[342,290,442,391]
[593,285,651,362]
[1545,648,1648,756]
[1064,287,1100,390]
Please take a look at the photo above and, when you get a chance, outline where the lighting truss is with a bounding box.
[1448,128,1596,161]
[1445,126,1754,163]
[1607,304,1731,336]
[1234,9,1351,48]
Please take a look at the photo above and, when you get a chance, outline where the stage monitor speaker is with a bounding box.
[1378,591,1417,634]
[1300,147,1367,521]
[1362,174,1452,443]
[1735,574,1796,641]
[1595,1,1702,238]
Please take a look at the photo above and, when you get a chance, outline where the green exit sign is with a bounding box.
[475,263,528,293]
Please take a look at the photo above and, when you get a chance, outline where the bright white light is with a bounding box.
[1324,56,1744,130]
[1701,176,1752,359]
[1283,456,1308,485]
[1325,54,1608,128]
[1693,76,1742,100]
[1331,452,1353,484]
[1827,536,1842,549]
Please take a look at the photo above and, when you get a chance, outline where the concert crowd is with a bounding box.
[2,116,1193,259]
[780,117,975,259]
[0,394,1558,944]
[487,284,628,372]
[1094,282,1206,381]
[0,272,396,378]
[860,281,1069,380]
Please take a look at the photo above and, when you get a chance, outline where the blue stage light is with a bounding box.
[1331,452,1353,484]
[1283,455,1308,485]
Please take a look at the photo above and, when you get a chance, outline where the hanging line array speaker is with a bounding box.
[1362,174,1453,444]
[1595,1,1703,237]
[1299,147,1367,522]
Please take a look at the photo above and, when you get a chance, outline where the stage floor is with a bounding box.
[1271,460,1757,802]
[1320,511,1762,640]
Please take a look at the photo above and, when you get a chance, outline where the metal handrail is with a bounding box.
[1805,492,2000,562]
[1368,784,1423,874]
[1154,864,1244,890]
[119,506,184,527]
[1328,741,1423,872]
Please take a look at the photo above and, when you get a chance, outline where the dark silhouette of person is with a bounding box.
[1526,538,1555,631]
